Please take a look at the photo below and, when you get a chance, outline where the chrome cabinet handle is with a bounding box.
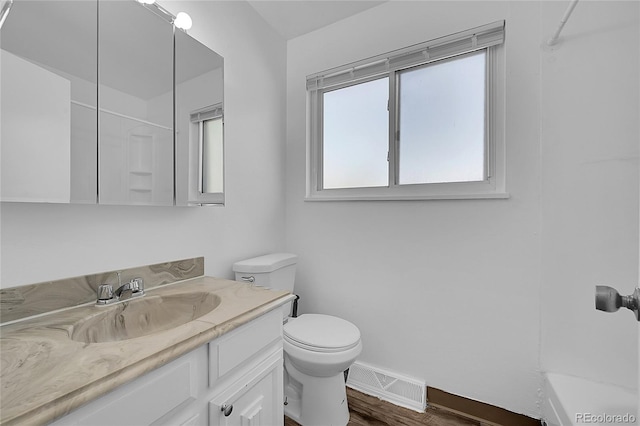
[240,276,255,283]
[221,404,233,417]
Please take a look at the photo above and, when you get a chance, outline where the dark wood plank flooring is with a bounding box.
[285,387,480,426]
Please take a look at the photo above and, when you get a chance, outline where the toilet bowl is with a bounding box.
[233,254,362,426]
[283,314,362,426]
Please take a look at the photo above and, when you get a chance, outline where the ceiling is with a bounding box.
[246,1,387,40]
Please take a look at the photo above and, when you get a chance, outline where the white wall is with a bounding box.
[0,1,288,287]
[285,0,638,418]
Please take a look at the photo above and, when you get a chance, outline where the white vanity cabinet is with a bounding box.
[208,350,282,425]
[50,309,284,426]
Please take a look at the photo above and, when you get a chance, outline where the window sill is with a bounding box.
[304,192,510,202]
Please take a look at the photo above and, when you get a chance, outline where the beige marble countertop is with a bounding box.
[0,277,294,426]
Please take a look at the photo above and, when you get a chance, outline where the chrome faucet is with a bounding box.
[96,272,144,305]
[114,278,144,300]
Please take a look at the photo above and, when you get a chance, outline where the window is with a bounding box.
[188,103,224,205]
[307,21,507,201]
[201,116,224,193]
[323,77,389,189]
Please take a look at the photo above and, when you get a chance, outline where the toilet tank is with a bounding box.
[233,253,298,319]
[233,253,297,292]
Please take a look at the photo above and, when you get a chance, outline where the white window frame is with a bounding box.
[306,21,508,201]
[187,103,224,205]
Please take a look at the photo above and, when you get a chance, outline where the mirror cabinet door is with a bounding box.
[1,0,223,206]
[175,29,225,206]
[98,0,174,206]
[1,0,98,203]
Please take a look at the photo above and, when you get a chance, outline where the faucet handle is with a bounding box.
[96,284,114,304]
[130,278,144,296]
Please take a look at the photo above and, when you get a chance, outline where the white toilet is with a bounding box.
[233,253,362,426]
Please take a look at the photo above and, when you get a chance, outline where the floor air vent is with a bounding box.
[346,361,426,412]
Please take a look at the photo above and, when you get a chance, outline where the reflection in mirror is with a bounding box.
[1,0,97,203]
[201,113,224,193]
[175,29,224,206]
[98,0,173,206]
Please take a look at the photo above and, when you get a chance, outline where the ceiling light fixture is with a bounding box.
[174,12,192,30]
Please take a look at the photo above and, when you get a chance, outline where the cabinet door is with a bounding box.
[0,0,98,204]
[209,350,283,426]
[98,0,174,206]
[174,30,225,206]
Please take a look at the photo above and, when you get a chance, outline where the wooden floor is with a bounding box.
[285,387,481,426]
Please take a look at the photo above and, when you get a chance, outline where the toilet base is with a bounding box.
[284,358,350,426]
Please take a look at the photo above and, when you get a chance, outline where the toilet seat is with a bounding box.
[284,314,361,353]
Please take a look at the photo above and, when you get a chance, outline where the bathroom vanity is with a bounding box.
[0,267,294,426]
[50,307,285,426]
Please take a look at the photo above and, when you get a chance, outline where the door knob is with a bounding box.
[595,286,640,321]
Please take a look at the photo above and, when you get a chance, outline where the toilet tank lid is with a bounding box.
[232,253,298,273]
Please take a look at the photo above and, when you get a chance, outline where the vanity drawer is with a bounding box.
[209,309,282,386]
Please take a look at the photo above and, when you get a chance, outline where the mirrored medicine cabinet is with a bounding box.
[0,0,224,206]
